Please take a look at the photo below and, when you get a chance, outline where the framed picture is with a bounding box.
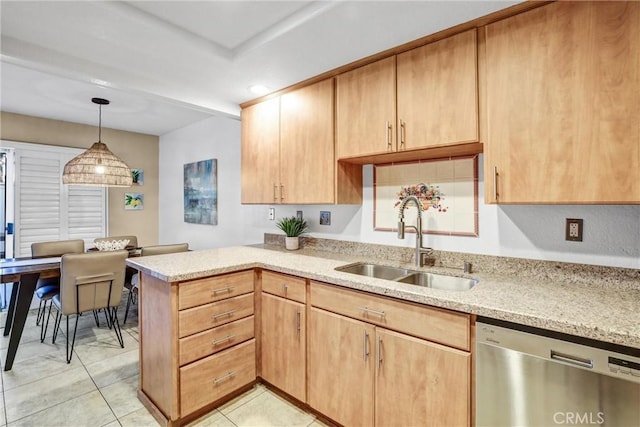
[124,193,143,210]
[131,169,144,186]
[320,211,331,225]
[184,159,217,225]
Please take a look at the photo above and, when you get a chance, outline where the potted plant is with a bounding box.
[276,216,308,250]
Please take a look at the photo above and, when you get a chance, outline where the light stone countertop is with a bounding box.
[126,246,640,349]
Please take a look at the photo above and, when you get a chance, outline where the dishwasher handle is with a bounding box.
[550,350,593,369]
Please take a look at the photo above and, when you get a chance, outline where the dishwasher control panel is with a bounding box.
[609,357,640,378]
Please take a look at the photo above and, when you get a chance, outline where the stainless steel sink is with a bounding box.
[334,262,413,281]
[396,272,478,291]
[335,262,478,291]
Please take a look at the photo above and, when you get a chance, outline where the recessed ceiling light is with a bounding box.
[249,85,270,95]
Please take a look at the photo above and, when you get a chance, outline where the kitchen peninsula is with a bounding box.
[127,245,640,426]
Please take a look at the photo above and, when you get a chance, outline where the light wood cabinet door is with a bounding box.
[484,1,640,203]
[336,56,396,159]
[397,29,478,151]
[280,79,335,204]
[375,328,470,427]
[241,97,281,204]
[260,293,306,402]
[308,307,375,427]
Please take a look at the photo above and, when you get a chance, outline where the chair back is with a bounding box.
[32,239,85,258]
[59,250,128,315]
[95,235,138,248]
[141,243,189,257]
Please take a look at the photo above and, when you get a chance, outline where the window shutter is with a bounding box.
[5,141,107,257]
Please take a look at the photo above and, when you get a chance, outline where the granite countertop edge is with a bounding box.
[126,246,640,349]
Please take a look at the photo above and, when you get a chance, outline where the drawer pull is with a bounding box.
[211,286,234,295]
[213,371,235,384]
[281,283,288,294]
[359,306,386,318]
[212,310,235,320]
[212,335,235,346]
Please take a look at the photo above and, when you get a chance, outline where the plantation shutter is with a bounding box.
[4,141,107,257]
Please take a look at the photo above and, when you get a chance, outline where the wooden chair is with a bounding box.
[123,243,189,324]
[49,250,128,363]
[31,239,85,342]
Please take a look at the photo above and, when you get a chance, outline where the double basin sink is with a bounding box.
[335,262,478,292]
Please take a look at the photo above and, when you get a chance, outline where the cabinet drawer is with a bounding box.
[179,270,254,310]
[179,315,255,366]
[179,293,254,338]
[310,281,470,350]
[262,270,306,303]
[180,339,256,416]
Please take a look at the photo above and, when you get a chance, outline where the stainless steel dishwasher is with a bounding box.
[476,318,640,427]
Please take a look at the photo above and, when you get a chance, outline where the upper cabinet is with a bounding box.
[336,29,479,160]
[242,79,361,204]
[336,56,397,158]
[397,29,478,151]
[241,97,280,204]
[483,2,640,204]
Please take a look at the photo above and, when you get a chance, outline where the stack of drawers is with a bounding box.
[177,270,256,415]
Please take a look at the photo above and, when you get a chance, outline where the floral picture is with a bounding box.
[184,159,217,225]
[394,183,447,212]
[124,193,143,210]
[131,169,143,186]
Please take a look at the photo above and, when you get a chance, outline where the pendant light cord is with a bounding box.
[98,104,102,142]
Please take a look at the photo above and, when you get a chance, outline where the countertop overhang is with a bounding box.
[126,246,640,349]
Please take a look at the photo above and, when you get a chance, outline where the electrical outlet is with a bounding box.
[268,208,275,221]
[566,218,583,241]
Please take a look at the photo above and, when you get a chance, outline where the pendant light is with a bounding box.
[62,97,133,187]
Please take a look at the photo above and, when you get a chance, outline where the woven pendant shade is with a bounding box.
[62,97,132,187]
[63,142,132,187]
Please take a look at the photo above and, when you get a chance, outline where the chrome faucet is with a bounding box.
[397,195,433,267]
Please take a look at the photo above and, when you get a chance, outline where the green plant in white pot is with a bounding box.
[276,216,308,250]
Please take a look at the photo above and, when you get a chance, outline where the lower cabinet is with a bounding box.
[138,270,256,426]
[308,308,375,427]
[260,292,306,402]
[308,281,471,427]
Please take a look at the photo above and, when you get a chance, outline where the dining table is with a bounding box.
[1,256,61,371]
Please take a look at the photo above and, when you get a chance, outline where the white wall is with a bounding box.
[160,116,640,269]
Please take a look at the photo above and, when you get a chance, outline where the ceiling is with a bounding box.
[0,1,519,136]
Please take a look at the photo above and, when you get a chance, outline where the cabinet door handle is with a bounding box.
[386,121,393,151]
[377,336,383,368]
[295,309,301,335]
[493,166,499,202]
[358,306,386,318]
[212,310,235,320]
[273,183,278,202]
[281,283,288,294]
[400,119,406,149]
[211,286,234,295]
[213,371,235,384]
[212,334,235,346]
[363,330,370,361]
[280,184,285,201]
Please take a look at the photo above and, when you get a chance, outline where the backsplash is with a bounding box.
[263,233,639,290]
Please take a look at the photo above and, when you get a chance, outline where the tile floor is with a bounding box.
[0,296,327,427]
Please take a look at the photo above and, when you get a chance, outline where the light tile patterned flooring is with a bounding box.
[0,297,327,427]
